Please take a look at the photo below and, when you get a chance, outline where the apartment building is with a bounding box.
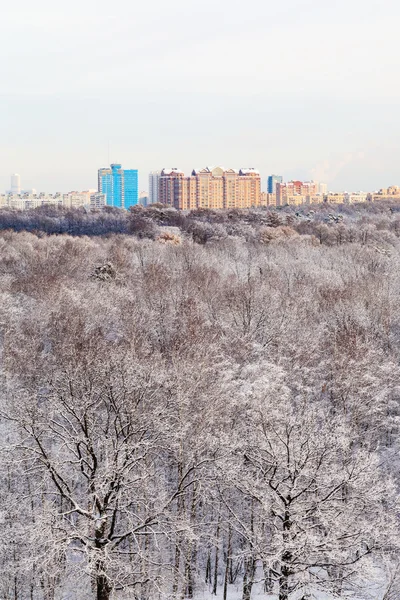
[325,193,346,204]
[98,163,138,209]
[276,181,318,205]
[345,192,368,204]
[148,171,161,204]
[158,167,261,210]
[267,174,283,193]
[0,192,106,211]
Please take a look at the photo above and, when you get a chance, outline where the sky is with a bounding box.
[1,0,400,193]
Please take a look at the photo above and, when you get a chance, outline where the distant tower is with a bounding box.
[149,171,161,204]
[98,163,138,209]
[11,174,21,194]
[139,191,149,206]
[267,174,283,194]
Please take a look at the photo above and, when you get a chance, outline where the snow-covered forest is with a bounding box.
[0,205,400,600]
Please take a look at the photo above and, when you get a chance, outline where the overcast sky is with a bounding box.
[1,0,399,193]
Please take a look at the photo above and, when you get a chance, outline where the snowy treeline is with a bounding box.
[2,201,400,243]
[0,228,399,600]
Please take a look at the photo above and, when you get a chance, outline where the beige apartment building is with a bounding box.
[63,191,106,209]
[307,194,324,204]
[325,193,346,204]
[276,181,318,206]
[345,192,368,204]
[260,192,276,206]
[159,166,261,210]
[371,186,400,201]
[0,191,106,211]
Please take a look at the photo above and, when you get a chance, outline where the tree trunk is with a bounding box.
[242,498,256,600]
[212,520,220,595]
[96,570,112,600]
[263,562,273,593]
[278,561,290,600]
[173,541,181,597]
[173,461,184,598]
[279,509,292,600]
[223,525,232,600]
[242,557,255,600]
[205,551,212,584]
[185,485,198,598]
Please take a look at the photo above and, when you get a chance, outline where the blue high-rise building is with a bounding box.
[98,163,138,209]
[123,169,139,210]
[267,174,283,194]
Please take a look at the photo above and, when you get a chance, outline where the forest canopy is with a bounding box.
[0,206,399,600]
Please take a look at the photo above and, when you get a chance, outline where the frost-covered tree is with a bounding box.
[224,364,397,600]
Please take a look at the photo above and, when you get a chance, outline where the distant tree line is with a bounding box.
[1,202,400,247]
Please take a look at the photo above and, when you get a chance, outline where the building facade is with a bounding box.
[63,191,107,209]
[1,193,63,210]
[276,181,318,205]
[1,191,106,211]
[63,191,92,208]
[267,174,283,194]
[325,193,346,204]
[158,166,261,210]
[98,163,138,209]
[345,192,368,204]
[10,174,21,194]
[149,171,161,204]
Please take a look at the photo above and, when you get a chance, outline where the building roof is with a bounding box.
[161,168,184,176]
[239,168,260,175]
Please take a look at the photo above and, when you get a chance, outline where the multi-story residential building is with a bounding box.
[307,194,324,204]
[158,168,185,209]
[373,186,400,201]
[261,193,277,206]
[158,167,261,210]
[260,192,270,206]
[325,193,346,204]
[300,181,318,196]
[98,163,138,209]
[236,168,261,208]
[0,192,106,211]
[371,187,400,201]
[2,193,63,210]
[276,182,294,205]
[290,181,302,195]
[63,191,106,209]
[276,181,318,205]
[89,193,107,209]
[286,195,307,206]
[379,186,400,195]
[63,191,93,208]
[149,171,161,204]
[345,192,368,204]
[319,183,328,195]
[123,169,139,209]
[267,174,283,194]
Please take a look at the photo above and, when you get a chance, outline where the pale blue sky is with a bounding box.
[1,0,399,193]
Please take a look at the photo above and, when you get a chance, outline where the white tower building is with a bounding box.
[149,171,161,204]
[11,174,21,194]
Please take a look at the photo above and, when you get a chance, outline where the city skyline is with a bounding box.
[3,167,400,210]
[3,166,398,198]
